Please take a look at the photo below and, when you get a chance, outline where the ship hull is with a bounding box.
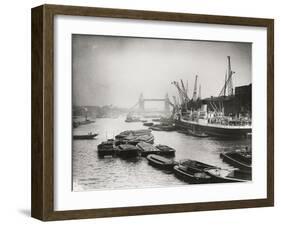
[175,119,251,138]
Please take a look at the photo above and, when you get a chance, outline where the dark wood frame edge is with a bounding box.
[31,4,274,221]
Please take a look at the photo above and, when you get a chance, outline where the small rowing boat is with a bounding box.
[149,124,175,131]
[143,122,154,127]
[73,132,98,140]
[187,129,209,138]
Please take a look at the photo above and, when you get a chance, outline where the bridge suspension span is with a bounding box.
[129,93,173,114]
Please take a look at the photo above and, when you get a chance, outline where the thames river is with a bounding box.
[72,116,251,191]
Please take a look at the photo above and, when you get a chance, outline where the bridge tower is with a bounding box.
[138,93,145,112]
[164,93,170,113]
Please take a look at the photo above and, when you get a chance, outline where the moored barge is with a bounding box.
[173,159,217,184]
[205,168,251,183]
[155,145,176,156]
[116,144,140,158]
[220,149,252,171]
[97,140,117,157]
[136,142,160,157]
[147,154,177,170]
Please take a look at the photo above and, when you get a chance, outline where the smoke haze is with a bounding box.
[72,34,251,109]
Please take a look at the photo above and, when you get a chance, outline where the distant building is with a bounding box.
[185,84,252,116]
[234,84,252,114]
[202,84,252,116]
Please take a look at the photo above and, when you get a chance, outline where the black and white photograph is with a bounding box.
[72,34,252,192]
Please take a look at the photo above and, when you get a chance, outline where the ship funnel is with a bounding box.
[201,104,207,112]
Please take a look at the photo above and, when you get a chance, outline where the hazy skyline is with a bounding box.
[72,34,251,109]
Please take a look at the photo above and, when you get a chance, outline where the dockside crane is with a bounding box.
[180,79,189,102]
[171,81,186,105]
[172,95,180,114]
[172,96,179,107]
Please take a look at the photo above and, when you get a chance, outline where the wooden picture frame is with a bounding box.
[31,4,274,221]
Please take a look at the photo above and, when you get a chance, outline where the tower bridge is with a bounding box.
[130,93,172,114]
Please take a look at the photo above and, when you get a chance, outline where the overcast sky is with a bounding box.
[72,34,251,108]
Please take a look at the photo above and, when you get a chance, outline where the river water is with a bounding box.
[72,116,251,191]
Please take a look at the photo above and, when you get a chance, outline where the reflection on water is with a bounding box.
[72,116,251,191]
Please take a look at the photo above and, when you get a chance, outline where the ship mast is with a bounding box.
[224,70,227,96]
[219,56,235,97]
[198,84,201,100]
[186,80,189,98]
[227,56,234,96]
[192,75,198,101]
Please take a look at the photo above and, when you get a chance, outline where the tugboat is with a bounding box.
[73,108,95,128]
[73,132,98,140]
[78,118,95,125]
[173,159,218,184]
[146,154,177,170]
[79,107,95,125]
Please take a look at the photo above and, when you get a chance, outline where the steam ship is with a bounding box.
[172,56,252,138]
[175,114,252,138]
